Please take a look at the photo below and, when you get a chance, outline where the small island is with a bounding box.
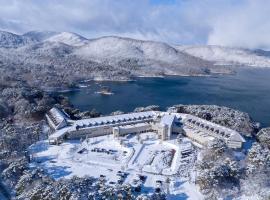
[95,86,114,95]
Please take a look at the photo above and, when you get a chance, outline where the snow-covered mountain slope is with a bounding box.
[23,31,59,42]
[1,29,270,87]
[18,41,74,57]
[0,30,36,48]
[76,36,208,65]
[72,36,223,77]
[2,29,270,68]
[45,32,88,46]
[76,36,176,60]
[176,45,270,67]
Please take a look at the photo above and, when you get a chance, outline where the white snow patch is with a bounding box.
[30,133,202,199]
[45,32,88,46]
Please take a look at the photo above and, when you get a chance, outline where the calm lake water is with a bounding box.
[60,68,270,127]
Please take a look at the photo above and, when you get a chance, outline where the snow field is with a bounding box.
[30,132,202,199]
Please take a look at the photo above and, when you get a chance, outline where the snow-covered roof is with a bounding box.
[47,107,67,127]
[117,122,150,130]
[49,127,70,140]
[180,141,193,152]
[73,111,156,129]
[184,127,215,145]
[47,110,245,147]
[184,115,245,143]
[160,114,176,127]
[49,111,157,140]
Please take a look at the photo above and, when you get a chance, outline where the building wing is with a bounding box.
[46,107,68,130]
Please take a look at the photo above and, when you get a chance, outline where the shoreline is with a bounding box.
[46,72,236,93]
[45,67,270,93]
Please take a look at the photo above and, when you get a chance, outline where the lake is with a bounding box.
[59,68,270,127]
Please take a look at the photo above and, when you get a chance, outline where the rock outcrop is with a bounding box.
[256,128,270,149]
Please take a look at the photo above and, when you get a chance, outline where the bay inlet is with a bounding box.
[59,68,270,127]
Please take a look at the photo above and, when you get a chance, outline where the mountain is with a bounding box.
[19,41,74,57]
[2,30,270,68]
[0,30,36,48]
[74,36,224,77]
[77,36,179,61]
[252,49,270,58]
[23,30,59,41]
[176,45,270,68]
[24,31,88,46]
[76,36,209,64]
[44,32,88,46]
[0,30,270,89]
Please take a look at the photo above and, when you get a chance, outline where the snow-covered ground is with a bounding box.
[29,133,203,199]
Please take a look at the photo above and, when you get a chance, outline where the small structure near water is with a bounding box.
[95,86,114,95]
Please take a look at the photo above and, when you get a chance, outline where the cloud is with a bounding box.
[207,0,270,49]
[0,0,269,49]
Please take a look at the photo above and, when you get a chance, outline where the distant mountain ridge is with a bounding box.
[1,30,270,68]
[0,29,270,88]
[23,31,59,41]
[176,45,270,68]
[45,32,89,46]
[0,30,37,47]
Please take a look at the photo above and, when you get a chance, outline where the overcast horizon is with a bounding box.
[1,0,270,49]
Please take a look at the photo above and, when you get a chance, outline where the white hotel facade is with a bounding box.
[46,107,245,149]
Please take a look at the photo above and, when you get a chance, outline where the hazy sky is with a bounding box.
[0,0,269,49]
